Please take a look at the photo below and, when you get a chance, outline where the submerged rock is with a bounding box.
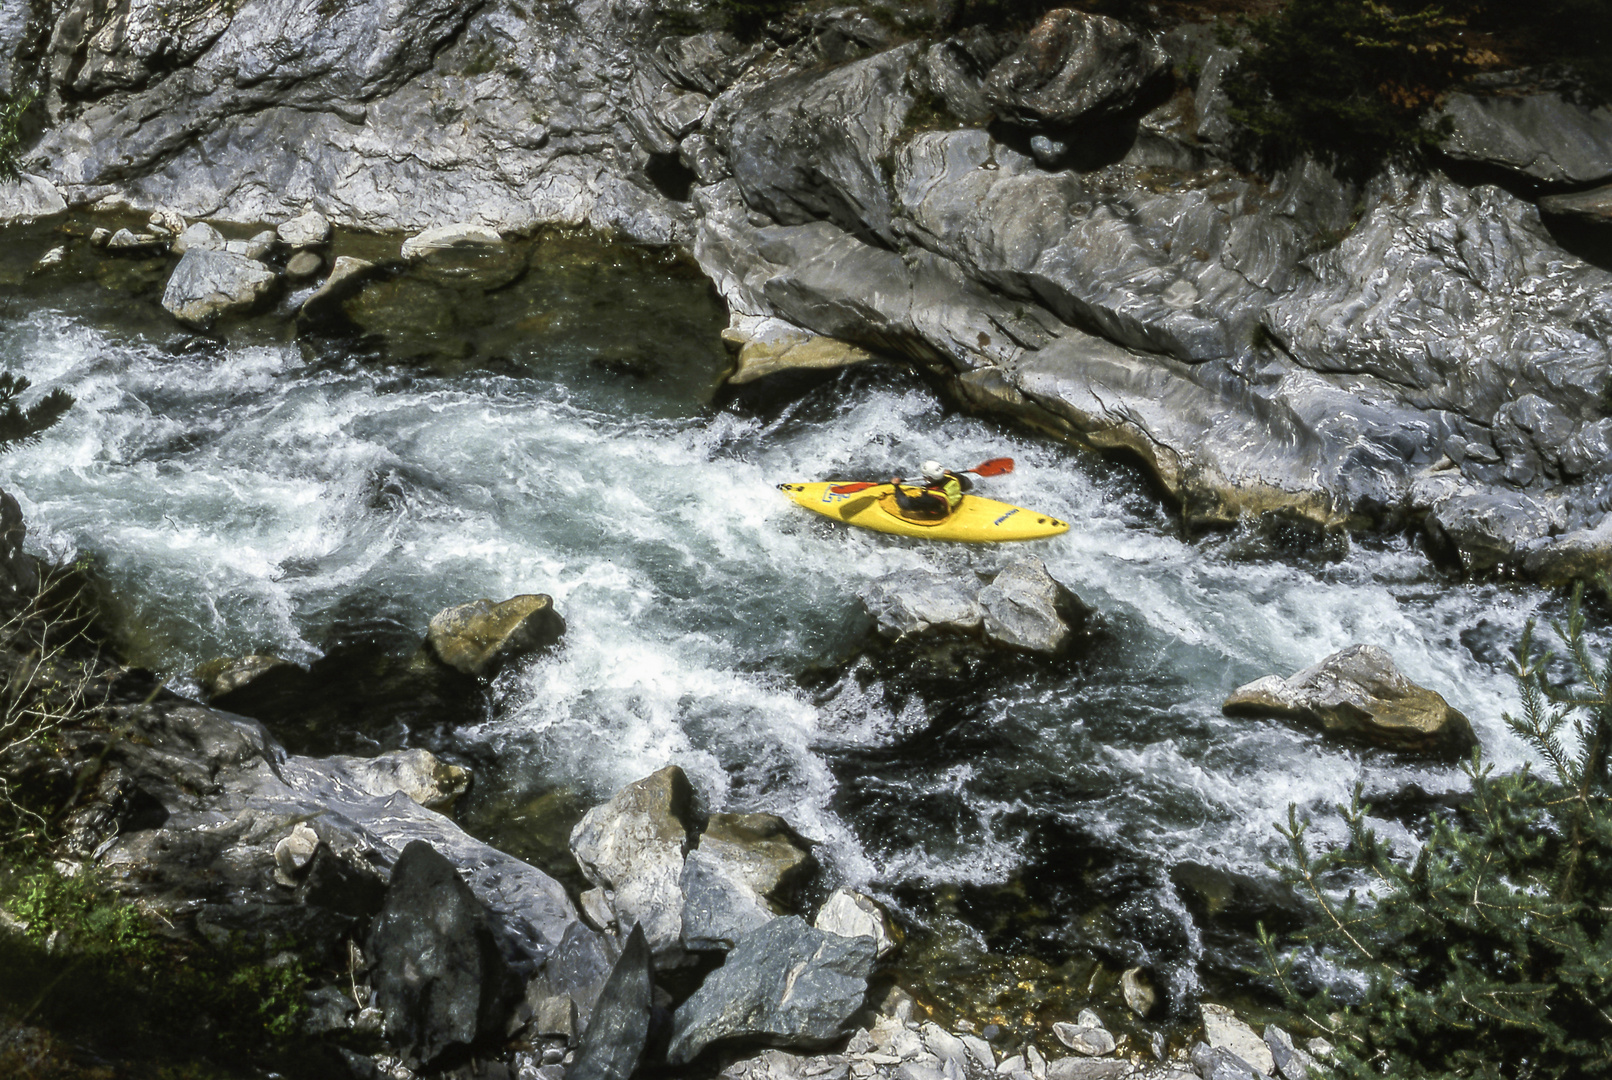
[425,594,565,677]
[196,653,305,701]
[983,8,1168,126]
[367,840,517,1064]
[161,248,279,328]
[569,766,694,965]
[667,916,876,1064]
[1223,644,1477,756]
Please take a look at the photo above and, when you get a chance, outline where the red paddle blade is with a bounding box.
[969,457,1014,476]
[829,482,882,494]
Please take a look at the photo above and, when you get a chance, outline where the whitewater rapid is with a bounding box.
[0,231,1577,1009]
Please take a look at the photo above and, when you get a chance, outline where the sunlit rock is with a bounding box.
[1223,644,1477,756]
[425,594,565,678]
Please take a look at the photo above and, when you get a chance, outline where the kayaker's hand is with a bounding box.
[890,477,902,486]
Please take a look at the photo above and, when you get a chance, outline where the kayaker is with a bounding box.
[890,460,972,520]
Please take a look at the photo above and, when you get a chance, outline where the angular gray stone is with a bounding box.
[298,254,376,324]
[366,840,518,1064]
[106,228,166,252]
[1263,1025,1315,1080]
[1052,1021,1115,1057]
[0,174,66,223]
[401,222,503,260]
[655,91,709,138]
[654,30,759,96]
[982,8,1168,126]
[1199,1004,1273,1074]
[711,44,920,245]
[278,209,332,248]
[171,221,224,254]
[812,887,896,958]
[1223,643,1478,757]
[160,248,279,328]
[1190,1043,1263,1080]
[1540,183,1612,226]
[568,923,651,1080]
[978,557,1078,654]
[680,847,775,952]
[1045,1060,1128,1080]
[667,916,875,1064]
[699,811,816,903]
[569,766,694,965]
[859,570,983,640]
[1437,90,1612,185]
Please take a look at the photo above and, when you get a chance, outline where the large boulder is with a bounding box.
[978,557,1082,654]
[982,9,1168,126]
[568,924,652,1080]
[160,248,279,329]
[1437,89,1612,186]
[1200,1003,1274,1075]
[0,174,67,223]
[681,812,815,952]
[365,840,518,1064]
[1223,644,1478,756]
[425,594,565,677]
[667,916,876,1064]
[569,766,695,964]
[859,570,983,640]
[680,847,777,952]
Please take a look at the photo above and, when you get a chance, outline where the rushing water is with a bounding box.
[0,218,1592,1035]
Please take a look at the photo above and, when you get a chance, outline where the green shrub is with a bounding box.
[1261,580,1612,1079]
[1221,0,1475,177]
[0,90,33,181]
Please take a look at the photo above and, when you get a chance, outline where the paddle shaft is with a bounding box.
[829,457,1013,495]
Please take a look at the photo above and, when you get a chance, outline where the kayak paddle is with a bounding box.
[828,457,1014,495]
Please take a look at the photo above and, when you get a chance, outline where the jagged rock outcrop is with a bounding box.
[1223,644,1478,756]
[9,0,1612,578]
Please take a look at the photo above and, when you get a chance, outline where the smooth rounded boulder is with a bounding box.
[425,594,565,677]
[1223,644,1478,756]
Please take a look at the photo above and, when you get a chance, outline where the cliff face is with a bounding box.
[7,0,1612,578]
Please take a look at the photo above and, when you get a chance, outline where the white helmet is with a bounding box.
[921,460,946,482]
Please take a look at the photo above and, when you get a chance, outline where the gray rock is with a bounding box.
[579,887,615,933]
[655,30,760,96]
[298,254,376,324]
[285,250,322,279]
[978,557,1079,654]
[923,1022,969,1069]
[568,924,652,1080]
[425,594,565,677]
[1263,1025,1315,1080]
[1046,1061,1128,1080]
[1053,1021,1116,1057]
[656,91,709,138]
[570,766,694,965]
[982,8,1168,126]
[147,209,186,236]
[32,245,66,272]
[0,174,66,223]
[1189,1043,1263,1080]
[711,44,920,245]
[680,847,776,952]
[962,1034,995,1070]
[812,887,896,958]
[1437,90,1612,185]
[922,31,1007,126]
[1120,967,1156,1017]
[195,653,304,701]
[859,570,983,640]
[171,221,224,254]
[327,748,469,810]
[1199,1004,1273,1075]
[106,228,167,253]
[668,916,876,1064]
[278,209,332,248]
[401,222,503,261]
[274,822,321,880]
[160,248,279,328]
[367,840,518,1064]
[1030,134,1069,168]
[1540,183,1612,226]
[680,133,729,185]
[1223,643,1478,756]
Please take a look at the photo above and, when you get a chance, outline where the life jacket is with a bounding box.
[932,473,964,510]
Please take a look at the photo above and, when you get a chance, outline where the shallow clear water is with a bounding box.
[0,219,1588,1030]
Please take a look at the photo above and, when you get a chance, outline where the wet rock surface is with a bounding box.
[8,0,1612,577]
[860,558,1087,654]
[1223,643,1478,756]
[426,594,566,677]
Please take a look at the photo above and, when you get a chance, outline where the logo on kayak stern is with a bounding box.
[821,491,848,503]
[993,508,1019,525]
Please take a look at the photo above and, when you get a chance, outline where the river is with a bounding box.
[0,217,1584,1034]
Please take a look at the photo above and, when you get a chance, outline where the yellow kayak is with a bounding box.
[777,482,1069,542]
